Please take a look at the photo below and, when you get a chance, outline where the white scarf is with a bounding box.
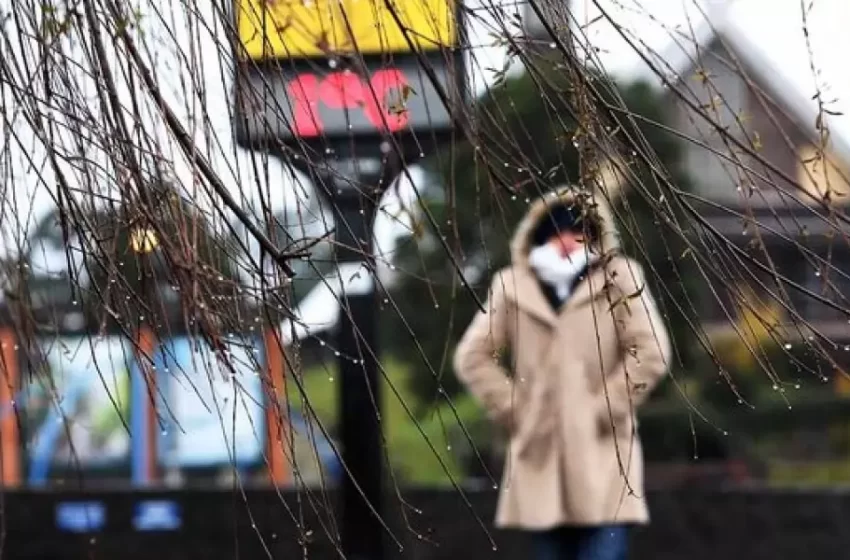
[528,243,596,301]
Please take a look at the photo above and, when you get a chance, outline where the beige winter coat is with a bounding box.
[453,188,672,530]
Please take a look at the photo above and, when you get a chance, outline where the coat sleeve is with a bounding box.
[453,272,516,431]
[597,258,672,431]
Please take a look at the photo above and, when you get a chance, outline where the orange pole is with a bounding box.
[263,328,289,486]
[0,328,20,487]
[135,326,158,484]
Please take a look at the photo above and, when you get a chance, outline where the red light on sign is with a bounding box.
[286,69,410,137]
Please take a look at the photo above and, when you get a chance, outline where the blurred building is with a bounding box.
[666,28,850,347]
[521,1,850,346]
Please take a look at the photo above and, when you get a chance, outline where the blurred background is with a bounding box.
[1,0,850,558]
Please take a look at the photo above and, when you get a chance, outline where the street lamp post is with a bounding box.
[233,1,467,557]
[323,156,391,560]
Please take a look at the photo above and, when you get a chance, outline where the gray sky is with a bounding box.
[571,0,850,148]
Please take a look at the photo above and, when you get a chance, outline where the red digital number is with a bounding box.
[286,69,410,137]
[287,74,322,137]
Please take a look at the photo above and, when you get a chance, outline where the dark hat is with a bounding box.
[531,203,596,246]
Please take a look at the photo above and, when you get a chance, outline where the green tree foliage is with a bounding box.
[384,58,698,411]
[288,357,492,486]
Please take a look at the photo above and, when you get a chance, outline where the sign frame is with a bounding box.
[235,0,460,60]
[231,1,469,160]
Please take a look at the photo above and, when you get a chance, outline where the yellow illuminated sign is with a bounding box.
[237,0,457,59]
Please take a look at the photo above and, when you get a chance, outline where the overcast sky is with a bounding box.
[1,0,848,269]
[570,0,850,153]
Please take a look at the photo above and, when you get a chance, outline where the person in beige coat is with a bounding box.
[453,187,672,560]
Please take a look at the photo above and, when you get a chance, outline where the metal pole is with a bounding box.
[328,157,389,560]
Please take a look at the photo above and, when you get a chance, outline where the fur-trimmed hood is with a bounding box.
[510,186,621,268]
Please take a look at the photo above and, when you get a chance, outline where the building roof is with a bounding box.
[522,0,850,168]
[654,8,850,169]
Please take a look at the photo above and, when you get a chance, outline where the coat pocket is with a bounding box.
[596,394,618,439]
[596,390,637,440]
[513,385,557,462]
[582,364,624,439]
